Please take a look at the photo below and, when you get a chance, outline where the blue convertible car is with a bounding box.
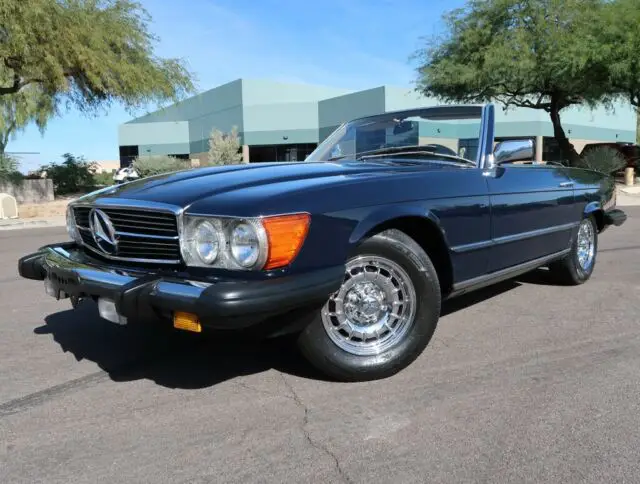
[18,104,626,381]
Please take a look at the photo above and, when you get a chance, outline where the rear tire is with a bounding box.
[297,229,441,382]
[548,216,598,285]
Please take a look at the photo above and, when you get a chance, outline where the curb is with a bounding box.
[0,219,66,231]
[619,187,640,195]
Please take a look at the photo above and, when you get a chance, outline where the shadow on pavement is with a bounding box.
[441,280,521,316]
[34,274,544,389]
[34,301,323,389]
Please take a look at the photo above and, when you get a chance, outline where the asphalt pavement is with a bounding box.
[1,211,640,483]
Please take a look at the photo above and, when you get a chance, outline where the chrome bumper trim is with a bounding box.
[42,246,207,300]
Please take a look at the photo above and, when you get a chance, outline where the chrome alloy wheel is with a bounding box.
[321,255,417,356]
[577,219,596,271]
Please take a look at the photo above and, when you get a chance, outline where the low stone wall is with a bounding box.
[0,179,54,204]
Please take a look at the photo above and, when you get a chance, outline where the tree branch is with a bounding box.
[0,72,23,95]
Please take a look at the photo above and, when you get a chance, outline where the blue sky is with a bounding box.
[8,0,463,171]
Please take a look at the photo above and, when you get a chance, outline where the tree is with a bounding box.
[132,155,189,177]
[207,126,244,165]
[0,152,21,182]
[0,84,56,154]
[40,153,97,195]
[598,0,640,110]
[414,0,608,165]
[0,0,194,115]
[576,146,626,174]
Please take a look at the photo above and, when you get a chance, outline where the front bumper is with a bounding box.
[604,208,627,227]
[18,243,344,330]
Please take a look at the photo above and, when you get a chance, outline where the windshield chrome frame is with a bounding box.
[477,103,496,170]
[307,104,494,167]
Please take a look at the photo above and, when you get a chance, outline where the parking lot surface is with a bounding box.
[1,210,640,483]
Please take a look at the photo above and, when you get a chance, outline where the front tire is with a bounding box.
[297,229,441,382]
[548,215,598,285]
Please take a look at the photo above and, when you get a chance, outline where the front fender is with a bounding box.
[583,200,602,217]
[348,203,448,246]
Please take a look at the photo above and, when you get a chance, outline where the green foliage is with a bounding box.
[414,0,607,165]
[92,170,115,187]
[0,84,56,154]
[0,0,195,115]
[0,152,22,182]
[576,146,627,174]
[206,126,244,165]
[598,0,640,108]
[40,153,97,195]
[132,155,189,178]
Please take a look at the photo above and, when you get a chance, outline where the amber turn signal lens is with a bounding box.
[173,312,202,333]
[262,213,310,270]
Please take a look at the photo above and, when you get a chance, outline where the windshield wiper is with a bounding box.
[328,145,475,166]
[327,154,350,161]
[357,145,476,166]
[327,145,433,162]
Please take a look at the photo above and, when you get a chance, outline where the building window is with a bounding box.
[119,145,139,167]
[249,143,318,163]
[542,137,563,162]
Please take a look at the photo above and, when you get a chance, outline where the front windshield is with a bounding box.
[305,106,483,165]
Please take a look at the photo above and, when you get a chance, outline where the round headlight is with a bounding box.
[230,222,261,268]
[194,220,220,264]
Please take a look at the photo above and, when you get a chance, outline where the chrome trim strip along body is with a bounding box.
[450,239,494,254]
[494,221,577,246]
[449,248,571,297]
[451,222,579,254]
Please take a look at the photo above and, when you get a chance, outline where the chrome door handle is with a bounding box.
[559,182,573,188]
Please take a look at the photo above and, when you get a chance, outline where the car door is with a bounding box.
[485,163,576,273]
[426,168,492,284]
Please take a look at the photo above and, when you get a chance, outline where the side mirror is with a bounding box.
[494,139,534,164]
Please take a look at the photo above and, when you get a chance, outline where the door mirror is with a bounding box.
[494,139,534,164]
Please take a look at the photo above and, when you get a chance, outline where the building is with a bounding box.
[118,78,637,166]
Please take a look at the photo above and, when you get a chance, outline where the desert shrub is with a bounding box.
[205,126,244,165]
[40,153,98,195]
[132,155,190,177]
[0,153,22,183]
[93,170,115,187]
[576,147,627,174]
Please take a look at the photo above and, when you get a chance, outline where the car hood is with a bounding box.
[78,160,464,213]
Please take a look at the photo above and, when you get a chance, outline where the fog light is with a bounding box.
[44,278,56,297]
[98,298,128,325]
[44,278,67,300]
[173,312,201,333]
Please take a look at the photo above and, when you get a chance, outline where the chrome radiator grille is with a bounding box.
[73,206,181,264]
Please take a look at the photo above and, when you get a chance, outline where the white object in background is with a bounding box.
[0,193,18,219]
[113,166,140,184]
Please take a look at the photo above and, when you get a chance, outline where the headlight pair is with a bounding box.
[180,213,310,271]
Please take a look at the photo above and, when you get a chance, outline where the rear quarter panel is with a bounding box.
[565,167,616,221]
